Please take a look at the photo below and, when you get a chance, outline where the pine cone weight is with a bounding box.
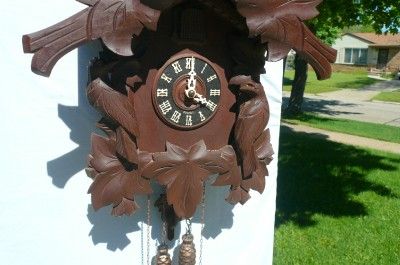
[179,234,196,265]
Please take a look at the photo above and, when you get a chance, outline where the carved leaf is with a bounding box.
[234,0,337,79]
[23,0,161,76]
[241,129,274,193]
[112,198,140,216]
[87,78,139,136]
[226,186,250,205]
[235,0,321,39]
[142,141,239,218]
[87,133,152,216]
[87,134,120,173]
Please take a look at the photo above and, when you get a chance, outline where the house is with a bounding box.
[332,33,400,72]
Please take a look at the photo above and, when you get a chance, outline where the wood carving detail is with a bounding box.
[227,75,274,204]
[22,0,337,232]
[142,140,241,218]
[87,78,140,136]
[22,0,160,76]
[234,0,337,79]
[87,127,153,216]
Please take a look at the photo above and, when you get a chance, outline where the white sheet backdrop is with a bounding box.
[0,1,282,264]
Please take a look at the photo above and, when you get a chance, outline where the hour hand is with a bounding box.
[193,92,207,105]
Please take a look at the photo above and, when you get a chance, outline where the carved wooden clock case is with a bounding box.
[23,0,336,262]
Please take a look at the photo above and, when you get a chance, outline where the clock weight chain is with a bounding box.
[156,219,172,264]
[179,184,206,265]
[179,219,196,265]
[156,188,172,265]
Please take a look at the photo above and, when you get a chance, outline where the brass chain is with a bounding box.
[147,195,151,265]
[199,183,206,265]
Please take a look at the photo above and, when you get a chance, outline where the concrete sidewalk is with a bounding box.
[282,79,400,127]
[283,122,400,154]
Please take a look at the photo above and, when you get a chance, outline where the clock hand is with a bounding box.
[185,57,197,98]
[193,92,208,105]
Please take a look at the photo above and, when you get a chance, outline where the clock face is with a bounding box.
[153,54,222,130]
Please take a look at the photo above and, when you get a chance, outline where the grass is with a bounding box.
[282,112,400,144]
[274,126,400,265]
[372,90,400,103]
[283,70,379,94]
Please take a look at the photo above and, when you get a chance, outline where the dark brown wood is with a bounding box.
[134,50,236,153]
[87,126,153,216]
[234,0,337,80]
[23,0,336,228]
[229,75,274,196]
[22,0,160,76]
[87,78,140,136]
[142,140,240,218]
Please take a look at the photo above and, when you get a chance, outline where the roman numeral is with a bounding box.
[209,89,220,96]
[170,110,182,123]
[206,100,217,111]
[185,115,192,126]
[161,73,172,83]
[207,74,217,83]
[156,89,168,97]
[172,61,182,73]
[201,63,208,74]
[198,111,206,121]
[159,100,172,115]
[186,57,195,69]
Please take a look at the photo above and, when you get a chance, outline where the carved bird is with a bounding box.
[230,75,269,179]
[22,0,160,76]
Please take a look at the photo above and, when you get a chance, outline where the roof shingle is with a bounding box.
[349,33,400,46]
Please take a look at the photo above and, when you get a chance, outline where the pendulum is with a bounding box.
[156,244,172,265]
[179,219,196,265]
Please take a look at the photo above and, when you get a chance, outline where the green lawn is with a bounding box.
[283,113,400,144]
[274,126,400,265]
[283,70,379,94]
[372,90,400,103]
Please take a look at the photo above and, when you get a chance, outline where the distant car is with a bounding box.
[397,71,400,80]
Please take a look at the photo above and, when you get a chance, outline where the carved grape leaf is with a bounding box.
[87,78,139,136]
[87,133,152,216]
[142,141,239,218]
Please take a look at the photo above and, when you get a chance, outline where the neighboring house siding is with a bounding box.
[332,35,370,64]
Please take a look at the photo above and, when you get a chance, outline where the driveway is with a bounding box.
[283,79,400,127]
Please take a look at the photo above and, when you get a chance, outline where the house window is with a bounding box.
[344,48,368,65]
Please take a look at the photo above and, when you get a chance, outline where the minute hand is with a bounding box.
[185,57,197,97]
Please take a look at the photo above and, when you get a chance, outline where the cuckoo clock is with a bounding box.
[23,0,336,263]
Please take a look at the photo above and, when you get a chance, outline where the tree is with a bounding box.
[285,0,400,115]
